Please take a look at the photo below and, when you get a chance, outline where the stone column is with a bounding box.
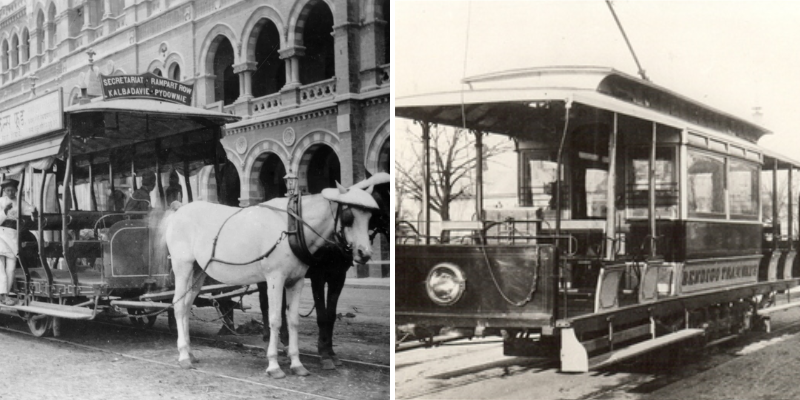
[332,1,360,94]
[233,61,256,100]
[279,46,304,88]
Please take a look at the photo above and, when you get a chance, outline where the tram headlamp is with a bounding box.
[426,263,466,306]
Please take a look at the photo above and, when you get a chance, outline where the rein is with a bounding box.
[259,194,349,267]
[201,194,347,269]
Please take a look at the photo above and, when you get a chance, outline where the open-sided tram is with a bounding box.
[0,78,251,337]
[396,66,800,372]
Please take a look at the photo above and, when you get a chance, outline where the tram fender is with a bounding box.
[560,327,588,373]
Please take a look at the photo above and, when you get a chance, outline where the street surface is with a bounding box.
[397,302,800,400]
[0,278,389,400]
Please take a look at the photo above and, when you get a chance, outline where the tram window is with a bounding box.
[519,151,567,217]
[585,169,608,218]
[728,159,759,218]
[626,147,677,219]
[687,150,725,217]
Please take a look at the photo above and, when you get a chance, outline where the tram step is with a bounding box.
[110,300,172,309]
[589,328,704,370]
[6,301,95,320]
[757,301,800,315]
[139,284,252,302]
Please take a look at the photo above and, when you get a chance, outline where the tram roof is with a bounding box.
[0,98,240,170]
[396,66,771,144]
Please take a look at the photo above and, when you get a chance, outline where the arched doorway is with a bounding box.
[303,145,340,194]
[299,1,334,84]
[378,138,390,173]
[252,19,285,97]
[213,37,239,105]
[217,161,240,206]
[258,153,287,201]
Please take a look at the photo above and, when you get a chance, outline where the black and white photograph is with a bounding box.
[0,0,389,398]
[395,1,800,399]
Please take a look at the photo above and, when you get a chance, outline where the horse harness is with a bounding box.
[202,194,349,269]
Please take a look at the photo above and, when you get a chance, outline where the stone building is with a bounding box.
[0,0,390,277]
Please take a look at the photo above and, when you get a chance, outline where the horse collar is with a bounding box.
[286,194,348,267]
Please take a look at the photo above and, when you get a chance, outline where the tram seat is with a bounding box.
[32,241,103,259]
[36,212,132,232]
[778,250,796,280]
[438,221,483,244]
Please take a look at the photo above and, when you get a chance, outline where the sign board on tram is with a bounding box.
[100,73,194,106]
[0,90,64,147]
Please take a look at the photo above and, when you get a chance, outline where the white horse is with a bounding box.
[158,182,378,378]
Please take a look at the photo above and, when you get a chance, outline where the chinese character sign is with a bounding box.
[0,90,64,147]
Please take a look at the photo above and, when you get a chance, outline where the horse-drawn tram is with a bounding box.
[0,77,251,337]
[395,66,800,372]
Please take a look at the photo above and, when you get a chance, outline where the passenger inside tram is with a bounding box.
[124,172,156,212]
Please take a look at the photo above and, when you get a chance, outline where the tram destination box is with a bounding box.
[100,73,194,106]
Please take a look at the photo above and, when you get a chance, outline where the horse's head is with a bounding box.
[322,183,379,264]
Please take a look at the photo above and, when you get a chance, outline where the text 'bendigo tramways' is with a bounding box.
[100,73,194,106]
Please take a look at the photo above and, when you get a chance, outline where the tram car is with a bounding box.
[395,66,800,372]
[0,85,251,336]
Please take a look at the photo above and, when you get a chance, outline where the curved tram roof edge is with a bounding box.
[398,66,800,169]
[0,99,241,171]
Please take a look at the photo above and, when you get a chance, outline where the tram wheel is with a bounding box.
[25,313,54,337]
[128,308,157,328]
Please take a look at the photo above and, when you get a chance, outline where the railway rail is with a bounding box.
[0,307,389,400]
[395,299,800,400]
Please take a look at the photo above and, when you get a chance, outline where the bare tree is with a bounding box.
[395,122,512,224]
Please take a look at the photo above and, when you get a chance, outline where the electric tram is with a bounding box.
[0,75,251,337]
[395,66,800,372]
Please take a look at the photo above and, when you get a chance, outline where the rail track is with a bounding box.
[395,307,800,400]
[0,306,389,400]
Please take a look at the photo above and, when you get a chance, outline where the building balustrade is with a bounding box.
[379,63,389,86]
[298,77,336,106]
[250,92,282,116]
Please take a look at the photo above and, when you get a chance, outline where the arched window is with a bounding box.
[21,29,29,63]
[36,11,45,55]
[169,63,181,81]
[1,40,8,71]
[47,4,57,49]
[11,34,18,68]
[212,37,239,105]
[152,68,162,77]
[299,2,334,84]
[252,19,285,97]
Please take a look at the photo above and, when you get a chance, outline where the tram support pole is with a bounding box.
[774,161,779,251]
[421,121,431,245]
[788,166,793,250]
[604,113,618,261]
[474,130,484,222]
[649,122,657,258]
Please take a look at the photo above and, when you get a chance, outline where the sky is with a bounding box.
[396,0,800,153]
[395,0,800,218]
